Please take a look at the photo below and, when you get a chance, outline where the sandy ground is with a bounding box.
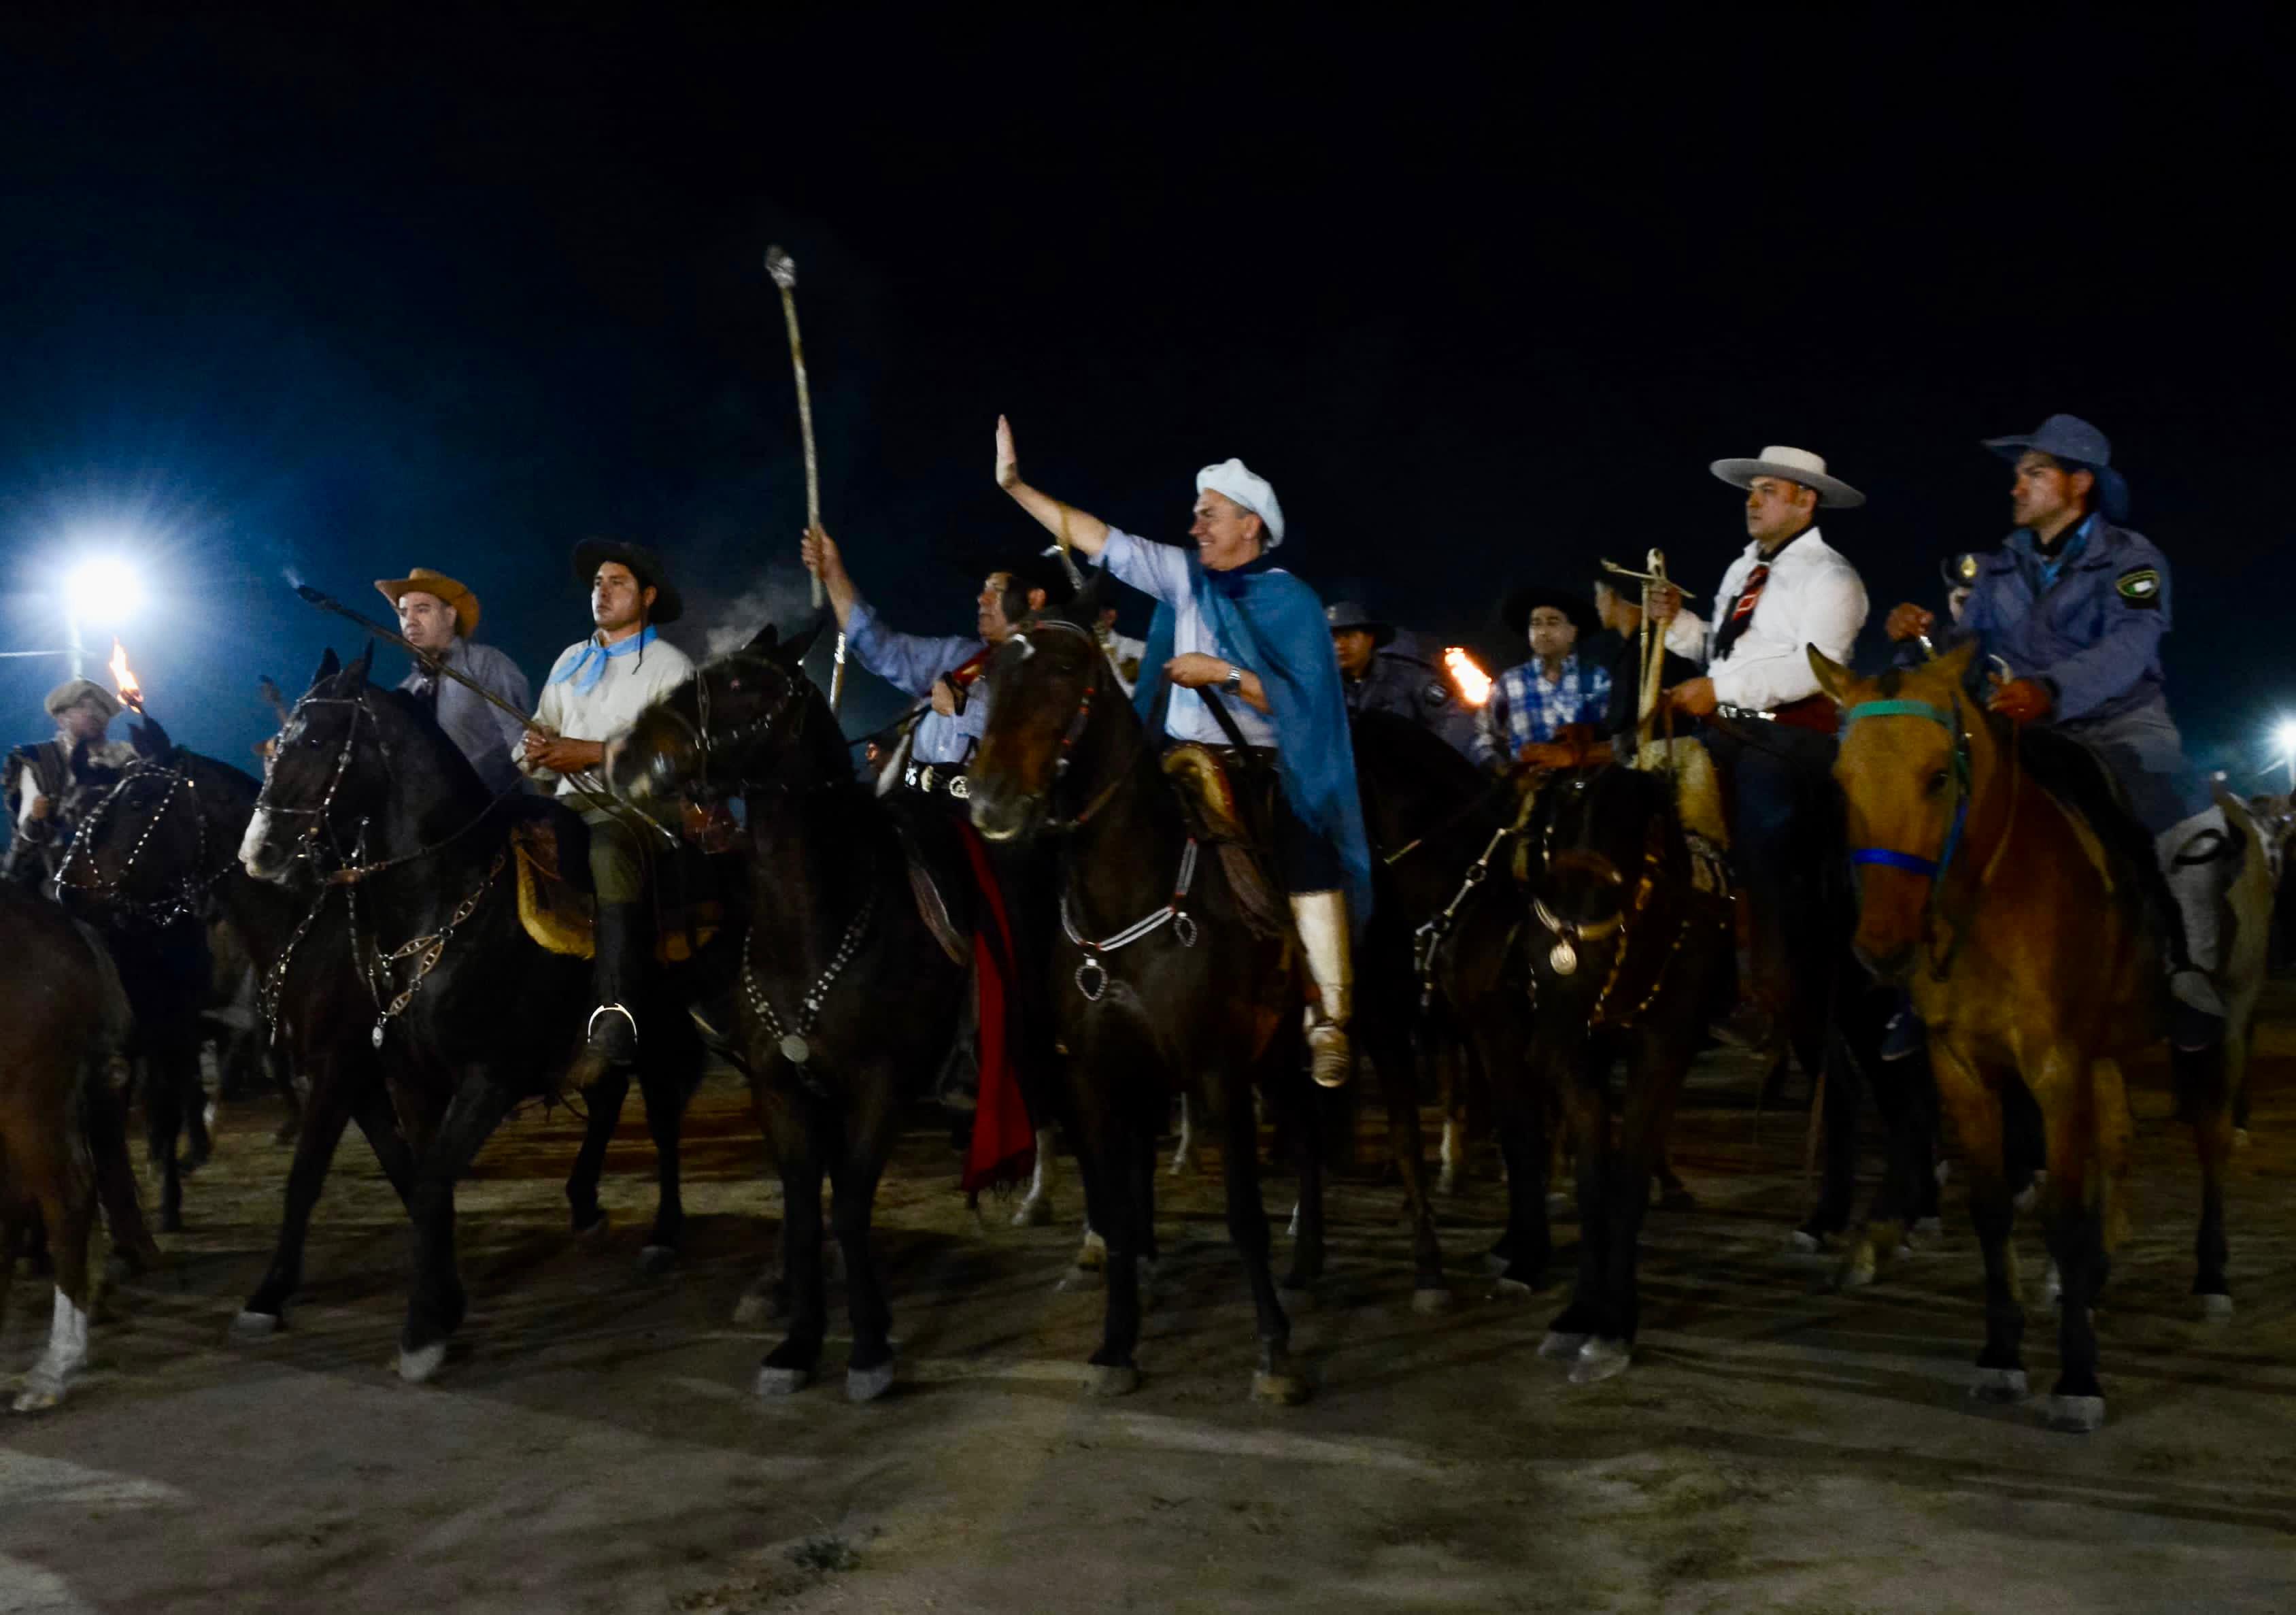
[6,988,2296,1615]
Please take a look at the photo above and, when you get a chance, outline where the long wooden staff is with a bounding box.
[765,246,847,714]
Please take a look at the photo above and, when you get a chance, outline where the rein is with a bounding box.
[54,759,236,928]
[1013,618,1154,834]
[1521,771,1700,1029]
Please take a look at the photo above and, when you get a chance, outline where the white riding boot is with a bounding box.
[2157,804,2233,1044]
[1291,890,1354,1090]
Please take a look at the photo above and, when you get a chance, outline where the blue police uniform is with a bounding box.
[1345,650,1481,762]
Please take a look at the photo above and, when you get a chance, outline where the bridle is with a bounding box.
[1000,618,1148,835]
[1521,768,1707,1029]
[646,651,809,802]
[54,758,235,928]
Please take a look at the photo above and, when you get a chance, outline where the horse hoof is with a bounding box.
[846,1359,896,1403]
[1489,1276,1536,1302]
[637,1244,677,1278]
[1570,1337,1632,1386]
[1539,1329,1591,1362]
[11,1378,65,1414]
[754,1365,810,1396]
[1435,1166,1460,1197]
[2233,1127,2250,1151]
[573,1208,611,1239]
[1789,1229,1824,1254]
[1411,1286,1454,1316]
[1970,1367,2028,1403]
[1057,1265,1104,1293]
[2044,1394,2106,1434]
[2041,1263,2063,1309]
[1085,1363,1140,1398]
[730,1291,773,1327]
[2199,1292,2234,1321]
[1482,1250,1510,1276]
[398,1342,448,1384]
[1010,1196,1052,1229]
[231,1310,282,1341]
[1544,1191,1573,1220]
[1251,1369,1310,1406]
[1834,1242,1879,1291]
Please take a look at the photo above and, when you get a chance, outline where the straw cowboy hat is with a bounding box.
[44,678,122,721]
[1708,445,1866,509]
[374,567,482,638]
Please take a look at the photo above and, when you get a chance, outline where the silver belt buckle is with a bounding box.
[949,774,970,801]
[902,763,919,788]
[919,765,938,793]
[1719,703,1775,722]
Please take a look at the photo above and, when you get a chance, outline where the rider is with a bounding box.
[520,542,696,1067]
[1884,413,2237,1050]
[1479,587,1613,773]
[373,567,531,794]
[1328,599,1479,761]
[6,679,136,887]
[1590,573,1702,760]
[992,416,1371,1089]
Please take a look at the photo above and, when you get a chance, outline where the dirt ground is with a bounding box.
[7,988,2296,1615]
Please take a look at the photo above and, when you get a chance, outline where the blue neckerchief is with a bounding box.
[548,626,657,695]
[2025,512,2095,594]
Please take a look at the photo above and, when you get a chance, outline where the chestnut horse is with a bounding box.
[1813,642,2272,1433]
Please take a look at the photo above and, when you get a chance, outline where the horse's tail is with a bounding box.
[78,1054,161,1272]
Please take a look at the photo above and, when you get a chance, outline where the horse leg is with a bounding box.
[1798,1001,1860,1248]
[1572,1024,1693,1385]
[1284,1076,1326,1293]
[82,1061,159,1278]
[633,1035,696,1273]
[137,1053,185,1235]
[396,1076,514,1384]
[1168,1095,1198,1177]
[2174,1042,2235,1316]
[1013,1126,1059,1227]
[1064,1082,1140,1393]
[566,1063,628,1238]
[830,1074,904,1402]
[15,1170,95,1413]
[235,1055,377,1337]
[1375,1017,1446,1308]
[1934,1050,2025,1401]
[1216,1074,1304,1405]
[1543,1052,1610,1361]
[179,1042,213,1175]
[755,1094,827,1394]
[1487,1030,1553,1295]
[2038,1052,2112,1433]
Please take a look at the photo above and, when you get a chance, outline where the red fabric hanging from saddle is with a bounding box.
[956,820,1036,1193]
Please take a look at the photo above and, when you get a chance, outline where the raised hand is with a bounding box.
[799,526,843,582]
[996,415,1019,490]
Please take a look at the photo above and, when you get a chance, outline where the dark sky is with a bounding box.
[3,8,2292,778]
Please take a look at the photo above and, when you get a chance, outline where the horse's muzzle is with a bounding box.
[968,787,1038,845]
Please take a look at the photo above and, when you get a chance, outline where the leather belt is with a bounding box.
[902,763,972,801]
[1718,695,1836,734]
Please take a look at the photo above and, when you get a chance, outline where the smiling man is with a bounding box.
[994,416,1370,1088]
[522,541,695,1068]
[373,566,530,795]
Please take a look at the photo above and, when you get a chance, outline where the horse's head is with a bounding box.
[968,569,1115,845]
[1810,641,1980,978]
[609,617,827,814]
[1517,763,1669,999]
[58,718,251,923]
[241,642,390,882]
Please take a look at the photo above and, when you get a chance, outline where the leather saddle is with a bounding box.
[509,811,722,966]
[1158,742,1286,937]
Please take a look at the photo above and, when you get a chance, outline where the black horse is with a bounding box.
[609,620,970,1401]
[240,644,707,1380]
[966,578,1321,1403]
[1350,712,1553,1306]
[1509,763,1731,1382]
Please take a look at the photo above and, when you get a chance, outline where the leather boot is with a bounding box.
[586,901,646,1067]
[1290,890,1354,1090]
[2157,805,2234,1051]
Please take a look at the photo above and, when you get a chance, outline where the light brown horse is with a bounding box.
[1812,642,2271,1433]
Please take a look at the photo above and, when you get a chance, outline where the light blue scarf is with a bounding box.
[548,627,657,695]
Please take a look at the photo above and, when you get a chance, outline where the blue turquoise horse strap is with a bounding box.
[1842,696,1971,880]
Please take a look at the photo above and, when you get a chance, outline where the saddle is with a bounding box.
[508,814,722,966]
[1159,743,1287,937]
[1631,737,1731,850]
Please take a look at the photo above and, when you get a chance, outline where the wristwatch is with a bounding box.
[1222,664,1245,694]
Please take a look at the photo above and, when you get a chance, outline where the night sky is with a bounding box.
[4,10,2291,782]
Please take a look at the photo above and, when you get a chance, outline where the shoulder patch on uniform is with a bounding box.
[1423,680,1452,707]
[2116,567,2161,607]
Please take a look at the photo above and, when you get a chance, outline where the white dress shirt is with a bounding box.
[1102,530,1279,748]
[1664,526,1868,712]
[520,631,696,798]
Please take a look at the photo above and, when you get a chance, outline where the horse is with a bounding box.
[607,619,971,1401]
[966,576,1321,1403]
[1349,711,1551,1307]
[1812,642,2274,1432]
[0,881,161,1411]
[239,644,707,1381]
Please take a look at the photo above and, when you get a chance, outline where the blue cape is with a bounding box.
[1135,553,1373,924]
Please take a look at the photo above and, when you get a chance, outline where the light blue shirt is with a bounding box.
[1102,530,1279,748]
[845,601,989,766]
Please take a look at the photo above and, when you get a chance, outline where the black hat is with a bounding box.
[1323,600,1396,648]
[1500,586,1597,641]
[573,539,683,625]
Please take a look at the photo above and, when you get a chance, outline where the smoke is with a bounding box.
[703,562,822,658]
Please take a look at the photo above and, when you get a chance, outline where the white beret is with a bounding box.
[1195,458,1286,549]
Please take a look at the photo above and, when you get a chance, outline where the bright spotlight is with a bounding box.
[65,556,144,625]
[2275,718,2296,758]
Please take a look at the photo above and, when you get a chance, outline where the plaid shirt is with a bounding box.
[1483,653,1611,763]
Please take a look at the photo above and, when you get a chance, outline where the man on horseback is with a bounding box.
[374,567,531,794]
[992,416,1371,1089]
[6,679,136,887]
[1479,588,1613,772]
[1328,599,1479,761]
[1885,413,2237,1050]
[521,542,695,1067]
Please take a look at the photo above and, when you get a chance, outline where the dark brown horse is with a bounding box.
[240,644,707,1381]
[967,579,1320,1403]
[0,882,159,1411]
[609,620,970,1400]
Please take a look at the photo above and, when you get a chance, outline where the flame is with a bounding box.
[1443,646,1492,707]
[109,638,144,710]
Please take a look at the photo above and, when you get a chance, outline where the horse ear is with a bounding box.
[308,647,341,692]
[1932,637,1980,688]
[745,622,780,654]
[346,639,376,687]
[779,612,827,669]
[1066,565,1107,625]
[1806,645,1859,706]
[131,716,173,761]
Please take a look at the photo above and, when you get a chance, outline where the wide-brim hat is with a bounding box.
[45,677,122,721]
[373,567,481,638]
[572,539,683,625]
[1500,586,1598,642]
[1709,444,1866,509]
[1323,600,1396,648]
[1981,412,2130,522]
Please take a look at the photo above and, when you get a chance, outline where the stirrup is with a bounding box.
[586,1002,639,1049]
[1306,1018,1352,1089]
